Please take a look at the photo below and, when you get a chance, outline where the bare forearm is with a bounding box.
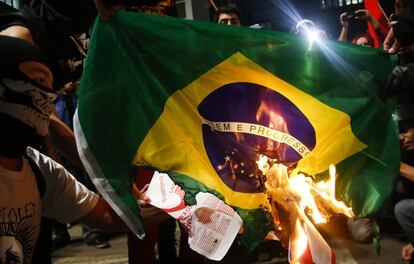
[79,198,127,231]
[338,27,348,42]
[78,198,170,232]
[400,162,414,182]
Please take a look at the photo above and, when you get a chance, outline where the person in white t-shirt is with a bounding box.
[0,35,166,263]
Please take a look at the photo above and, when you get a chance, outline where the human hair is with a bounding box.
[399,118,414,132]
[214,4,240,23]
[351,33,374,47]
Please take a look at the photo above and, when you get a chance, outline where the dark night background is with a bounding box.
[209,0,393,41]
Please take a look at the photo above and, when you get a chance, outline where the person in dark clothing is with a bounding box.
[395,110,414,263]
[384,0,414,58]
[0,1,111,250]
[390,63,414,263]
[384,60,414,262]
[0,0,175,254]
[0,35,167,264]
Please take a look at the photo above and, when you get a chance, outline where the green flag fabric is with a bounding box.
[75,11,399,249]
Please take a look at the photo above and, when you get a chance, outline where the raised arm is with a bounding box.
[77,197,170,232]
[338,12,349,42]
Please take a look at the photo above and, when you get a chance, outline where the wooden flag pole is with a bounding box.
[378,2,391,24]
[209,0,218,11]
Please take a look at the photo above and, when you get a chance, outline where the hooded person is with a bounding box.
[0,35,56,158]
[0,35,167,263]
[0,34,59,264]
[1,0,178,253]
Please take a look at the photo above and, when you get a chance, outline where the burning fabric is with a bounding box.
[144,163,352,262]
[75,11,399,262]
[258,158,352,263]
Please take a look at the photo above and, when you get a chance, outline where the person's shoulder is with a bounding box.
[26,147,74,190]
[26,147,41,161]
[26,147,57,172]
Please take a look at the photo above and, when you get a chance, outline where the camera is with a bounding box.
[347,11,363,19]
[347,12,356,19]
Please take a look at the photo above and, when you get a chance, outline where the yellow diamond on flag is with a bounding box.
[133,52,367,210]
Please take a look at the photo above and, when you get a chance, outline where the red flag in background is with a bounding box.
[365,0,390,47]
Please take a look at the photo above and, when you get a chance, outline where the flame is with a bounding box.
[289,174,326,224]
[289,219,308,263]
[257,156,353,262]
[261,161,353,224]
[256,154,270,174]
[312,164,354,218]
[256,102,289,160]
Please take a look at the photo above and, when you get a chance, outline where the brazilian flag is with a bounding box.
[74,12,399,249]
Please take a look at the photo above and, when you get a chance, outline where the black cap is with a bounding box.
[0,35,50,81]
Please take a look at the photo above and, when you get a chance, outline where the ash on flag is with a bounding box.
[75,11,399,252]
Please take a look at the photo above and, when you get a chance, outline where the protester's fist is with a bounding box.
[339,12,349,28]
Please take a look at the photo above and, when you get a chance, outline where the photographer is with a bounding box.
[338,9,387,47]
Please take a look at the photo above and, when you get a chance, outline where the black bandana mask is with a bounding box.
[0,113,40,158]
[0,36,54,157]
[0,36,55,133]
[0,77,57,136]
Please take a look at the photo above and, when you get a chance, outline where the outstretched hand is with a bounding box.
[132,183,149,206]
[339,12,349,28]
[132,183,171,226]
[383,26,401,53]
